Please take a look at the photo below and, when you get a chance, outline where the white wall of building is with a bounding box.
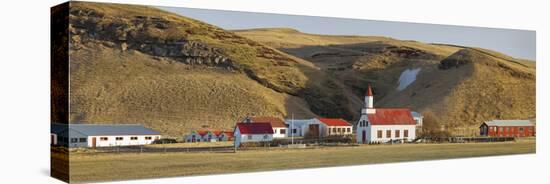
[286,119,352,137]
[286,119,313,137]
[234,128,273,147]
[67,130,88,148]
[285,119,325,137]
[272,127,287,138]
[357,124,416,143]
[413,117,423,126]
[325,125,353,136]
[68,134,161,148]
[202,132,218,142]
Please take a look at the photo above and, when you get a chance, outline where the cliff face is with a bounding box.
[69,9,233,68]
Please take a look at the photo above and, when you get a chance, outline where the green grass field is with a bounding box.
[67,141,535,182]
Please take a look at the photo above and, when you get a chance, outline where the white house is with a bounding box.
[234,122,274,147]
[316,118,353,136]
[51,123,161,148]
[242,116,287,138]
[356,85,417,143]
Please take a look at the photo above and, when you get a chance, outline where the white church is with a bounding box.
[356,85,420,143]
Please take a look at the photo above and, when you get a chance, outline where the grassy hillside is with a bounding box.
[61,2,535,136]
[236,28,536,136]
[69,45,309,136]
[65,2,360,136]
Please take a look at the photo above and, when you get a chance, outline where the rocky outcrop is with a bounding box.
[68,8,233,68]
[439,49,471,69]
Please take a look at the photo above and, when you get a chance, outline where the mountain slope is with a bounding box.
[235,28,536,135]
[64,2,359,136]
[61,2,535,137]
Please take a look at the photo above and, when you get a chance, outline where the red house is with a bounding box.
[480,120,535,137]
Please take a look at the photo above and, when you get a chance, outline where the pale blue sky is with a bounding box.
[159,6,536,61]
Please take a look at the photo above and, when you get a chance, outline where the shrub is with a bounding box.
[152,138,177,144]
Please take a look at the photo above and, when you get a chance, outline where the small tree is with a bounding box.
[420,111,451,140]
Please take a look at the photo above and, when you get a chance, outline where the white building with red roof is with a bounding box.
[316,118,353,137]
[242,116,288,138]
[234,122,274,147]
[356,85,418,143]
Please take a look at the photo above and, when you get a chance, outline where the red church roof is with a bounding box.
[367,108,416,125]
[365,85,373,96]
[236,123,274,134]
[318,118,352,126]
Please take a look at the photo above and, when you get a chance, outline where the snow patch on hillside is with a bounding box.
[397,68,421,91]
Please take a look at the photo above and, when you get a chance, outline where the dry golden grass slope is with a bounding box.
[61,2,535,136]
[236,28,536,136]
[64,2,360,136]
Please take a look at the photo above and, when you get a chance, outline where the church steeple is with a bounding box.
[365,85,373,97]
[365,84,374,108]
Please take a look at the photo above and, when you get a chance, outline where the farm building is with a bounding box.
[285,118,316,137]
[242,116,288,138]
[284,118,352,138]
[201,131,219,142]
[50,123,161,148]
[184,130,234,142]
[185,130,209,142]
[316,118,353,136]
[217,131,234,141]
[234,122,274,147]
[356,85,418,143]
[480,120,535,137]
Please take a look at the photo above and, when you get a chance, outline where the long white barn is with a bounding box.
[51,123,161,148]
